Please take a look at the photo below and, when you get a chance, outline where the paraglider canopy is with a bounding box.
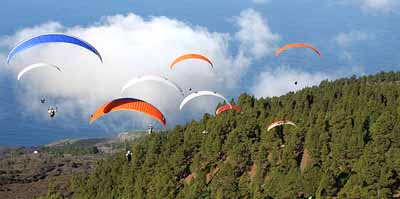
[90,98,166,126]
[179,91,230,110]
[120,75,184,96]
[17,63,61,80]
[267,120,296,131]
[275,43,322,58]
[215,104,241,115]
[170,54,213,70]
[7,33,103,63]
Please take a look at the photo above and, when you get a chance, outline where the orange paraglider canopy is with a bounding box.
[170,54,213,69]
[89,98,166,126]
[275,43,322,57]
[216,104,241,115]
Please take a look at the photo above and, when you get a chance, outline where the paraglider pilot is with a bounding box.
[126,150,132,162]
[48,107,57,118]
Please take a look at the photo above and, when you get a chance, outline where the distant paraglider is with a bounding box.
[267,120,297,131]
[179,91,230,110]
[7,33,103,63]
[216,104,241,115]
[294,81,298,85]
[275,43,322,58]
[170,54,213,70]
[17,63,61,80]
[89,98,166,126]
[48,106,57,118]
[40,98,46,104]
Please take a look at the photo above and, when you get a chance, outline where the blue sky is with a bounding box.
[0,0,399,146]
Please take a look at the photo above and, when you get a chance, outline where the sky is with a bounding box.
[0,0,399,146]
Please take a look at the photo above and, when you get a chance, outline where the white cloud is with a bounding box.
[335,31,369,47]
[251,66,333,98]
[235,9,280,59]
[335,0,399,13]
[360,0,398,12]
[0,11,280,131]
[252,0,269,4]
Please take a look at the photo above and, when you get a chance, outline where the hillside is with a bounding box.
[0,145,103,199]
[55,72,400,198]
[0,132,148,199]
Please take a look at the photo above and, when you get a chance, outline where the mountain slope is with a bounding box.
[68,72,400,199]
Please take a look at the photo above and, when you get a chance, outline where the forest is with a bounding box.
[42,72,400,199]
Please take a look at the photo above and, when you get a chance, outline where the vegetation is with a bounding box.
[42,145,100,156]
[52,72,400,198]
[41,139,106,156]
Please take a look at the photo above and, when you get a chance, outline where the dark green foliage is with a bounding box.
[65,72,400,199]
[40,138,114,156]
[43,144,100,156]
